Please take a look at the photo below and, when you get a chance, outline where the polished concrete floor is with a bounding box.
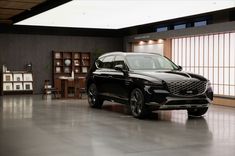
[0,95,235,156]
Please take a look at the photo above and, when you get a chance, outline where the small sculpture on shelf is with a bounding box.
[64,59,71,66]
[26,62,32,72]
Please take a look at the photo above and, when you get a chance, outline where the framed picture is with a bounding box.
[82,67,88,73]
[3,83,13,91]
[23,82,33,90]
[23,73,33,81]
[3,74,13,82]
[13,83,23,90]
[55,67,61,73]
[74,53,80,59]
[55,52,61,59]
[13,74,23,81]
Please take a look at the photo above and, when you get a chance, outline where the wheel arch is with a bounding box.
[128,83,146,102]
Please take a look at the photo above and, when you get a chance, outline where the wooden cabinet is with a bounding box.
[2,71,33,95]
[52,51,91,98]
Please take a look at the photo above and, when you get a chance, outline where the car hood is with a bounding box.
[131,70,207,82]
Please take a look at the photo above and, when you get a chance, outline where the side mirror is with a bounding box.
[114,64,124,71]
[178,65,183,71]
[114,64,128,76]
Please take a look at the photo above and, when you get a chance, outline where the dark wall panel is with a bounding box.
[0,34,123,94]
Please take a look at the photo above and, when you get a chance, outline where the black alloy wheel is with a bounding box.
[88,83,103,108]
[130,88,149,118]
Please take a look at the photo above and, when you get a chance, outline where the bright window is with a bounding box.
[172,32,235,97]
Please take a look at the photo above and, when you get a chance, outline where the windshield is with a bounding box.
[126,54,178,70]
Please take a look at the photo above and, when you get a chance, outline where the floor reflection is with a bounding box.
[0,96,33,119]
[102,102,235,141]
[0,96,234,156]
[206,107,235,140]
[102,103,131,115]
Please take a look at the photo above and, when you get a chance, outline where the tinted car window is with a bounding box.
[126,54,178,70]
[95,57,104,68]
[96,55,115,69]
[113,55,127,70]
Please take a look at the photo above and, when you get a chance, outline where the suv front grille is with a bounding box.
[167,80,207,96]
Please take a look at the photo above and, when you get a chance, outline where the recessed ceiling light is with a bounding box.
[158,39,164,44]
[148,40,155,44]
[139,41,146,45]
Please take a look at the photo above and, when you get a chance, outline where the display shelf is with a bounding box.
[52,51,91,98]
[52,51,91,77]
[1,69,34,95]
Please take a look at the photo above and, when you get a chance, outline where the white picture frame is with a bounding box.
[13,73,23,81]
[82,67,88,73]
[55,67,61,73]
[55,52,61,59]
[3,73,13,82]
[23,73,33,81]
[13,83,23,91]
[23,82,33,90]
[74,53,80,59]
[3,83,13,91]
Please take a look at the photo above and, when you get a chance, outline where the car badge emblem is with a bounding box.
[186,90,193,94]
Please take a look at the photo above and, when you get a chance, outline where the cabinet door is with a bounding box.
[54,79,61,91]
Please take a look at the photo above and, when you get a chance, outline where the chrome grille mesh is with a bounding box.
[167,80,207,96]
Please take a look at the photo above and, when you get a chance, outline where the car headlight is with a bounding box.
[207,81,212,89]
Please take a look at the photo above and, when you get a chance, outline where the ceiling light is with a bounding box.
[158,39,164,44]
[148,40,155,44]
[139,41,146,45]
[15,0,235,29]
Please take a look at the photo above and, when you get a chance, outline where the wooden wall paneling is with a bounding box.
[0,8,24,15]
[0,1,40,10]
[163,39,172,59]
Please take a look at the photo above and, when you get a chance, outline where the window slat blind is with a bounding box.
[172,32,235,97]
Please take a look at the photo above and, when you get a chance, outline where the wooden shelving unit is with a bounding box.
[52,51,91,98]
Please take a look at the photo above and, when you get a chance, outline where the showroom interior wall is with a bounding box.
[133,41,164,55]
[124,21,235,106]
[0,32,123,93]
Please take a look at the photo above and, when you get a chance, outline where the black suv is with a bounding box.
[86,52,213,118]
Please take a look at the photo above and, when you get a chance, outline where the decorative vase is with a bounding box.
[64,59,71,66]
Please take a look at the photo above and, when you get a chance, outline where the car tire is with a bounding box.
[187,107,208,117]
[87,83,103,108]
[129,88,149,119]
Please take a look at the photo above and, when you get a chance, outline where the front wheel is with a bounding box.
[187,107,208,117]
[129,88,149,118]
[87,83,103,108]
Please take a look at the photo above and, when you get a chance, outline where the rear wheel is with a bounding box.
[87,83,103,108]
[187,107,208,117]
[129,88,149,118]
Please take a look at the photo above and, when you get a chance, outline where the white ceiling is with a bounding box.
[15,0,235,29]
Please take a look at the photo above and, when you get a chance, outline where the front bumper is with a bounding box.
[144,86,213,110]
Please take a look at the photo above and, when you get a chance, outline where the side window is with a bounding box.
[113,55,127,70]
[95,57,104,68]
[100,55,115,69]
